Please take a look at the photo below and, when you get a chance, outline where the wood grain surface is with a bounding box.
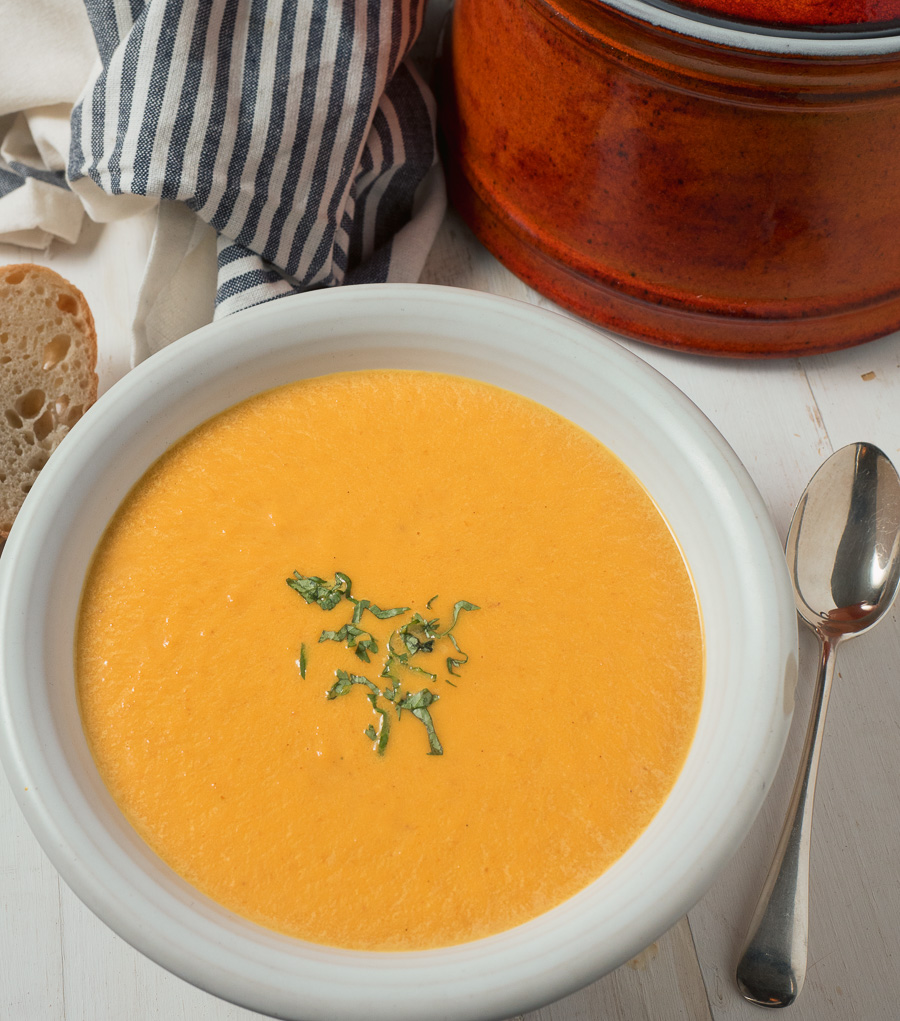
[1,183,899,1021]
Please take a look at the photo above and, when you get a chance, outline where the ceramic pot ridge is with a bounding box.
[441,0,900,356]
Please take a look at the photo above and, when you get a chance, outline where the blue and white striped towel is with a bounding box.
[0,0,445,353]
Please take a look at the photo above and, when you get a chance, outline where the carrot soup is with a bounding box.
[76,369,703,951]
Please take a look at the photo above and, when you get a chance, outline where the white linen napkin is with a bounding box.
[0,0,445,361]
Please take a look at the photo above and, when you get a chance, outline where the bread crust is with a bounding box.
[0,263,99,540]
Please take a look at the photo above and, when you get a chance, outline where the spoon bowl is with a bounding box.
[789,443,900,640]
[736,441,900,1007]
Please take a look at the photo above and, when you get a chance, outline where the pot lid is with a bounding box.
[660,0,900,27]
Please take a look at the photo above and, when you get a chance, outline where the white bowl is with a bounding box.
[0,284,797,1021]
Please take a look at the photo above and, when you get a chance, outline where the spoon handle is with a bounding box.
[735,634,838,1007]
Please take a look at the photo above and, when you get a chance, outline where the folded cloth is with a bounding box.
[0,0,445,360]
[0,0,99,248]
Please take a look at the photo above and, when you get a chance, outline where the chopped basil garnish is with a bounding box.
[319,622,379,662]
[351,598,409,622]
[288,569,478,756]
[444,600,479,635]
[366,692,391,755]
[327,669,381,700]
[286,571,350,611]
[396,689,443,756]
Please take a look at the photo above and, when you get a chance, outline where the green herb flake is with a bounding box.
[286,571,351,611]
[326,668,380,700]
[397,689,443,755]
[398,614,438,656]
[381,675,402,703]
[443,600,480,635]
[354,638,377,663]
[366,693,391,755]
[446,652,468,677]
[351,597,409,623]
[326,671,353,699]
[319,623,379,662]
[299,643,308,679]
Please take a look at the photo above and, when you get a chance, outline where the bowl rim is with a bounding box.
[0,283,798,1021]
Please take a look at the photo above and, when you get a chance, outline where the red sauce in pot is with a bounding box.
[668,0,900,27]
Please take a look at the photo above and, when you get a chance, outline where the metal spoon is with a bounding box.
[736,441,900,1008]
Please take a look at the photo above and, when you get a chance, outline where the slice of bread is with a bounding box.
[0,263,98,541]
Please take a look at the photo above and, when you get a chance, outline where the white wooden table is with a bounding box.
[2,201,899,1021]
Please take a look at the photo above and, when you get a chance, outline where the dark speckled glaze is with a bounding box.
[440,0,900,356]
[675,0,900,28]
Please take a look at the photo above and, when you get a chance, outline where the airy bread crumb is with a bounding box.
[0,263,98,540]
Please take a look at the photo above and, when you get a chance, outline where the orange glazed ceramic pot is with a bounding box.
[440,0,900,356]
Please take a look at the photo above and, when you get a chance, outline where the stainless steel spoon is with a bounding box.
[736,442,900,1008]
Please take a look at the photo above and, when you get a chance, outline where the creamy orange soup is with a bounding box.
[76,370,703,951]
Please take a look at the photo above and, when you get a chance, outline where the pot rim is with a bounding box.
[599,0,900,54]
